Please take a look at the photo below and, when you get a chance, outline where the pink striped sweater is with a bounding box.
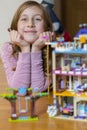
[1,42,49,92]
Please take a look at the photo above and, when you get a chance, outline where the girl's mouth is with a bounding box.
[24,30,36,33]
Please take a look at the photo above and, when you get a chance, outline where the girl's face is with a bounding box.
[17,6,45,43]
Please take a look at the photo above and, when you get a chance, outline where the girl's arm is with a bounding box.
[31,32,53,92]
[31,51,50,92]
[1,43,31,89]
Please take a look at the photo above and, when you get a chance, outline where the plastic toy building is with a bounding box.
[46,34,87,121]
[0,88,48,122]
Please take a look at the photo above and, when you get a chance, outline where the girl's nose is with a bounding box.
[27,20,35,27]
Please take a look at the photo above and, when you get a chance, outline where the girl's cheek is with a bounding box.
[17,24,24,34]
[37,23,44,31]
[38,26,45,33]
[17,21,24,29]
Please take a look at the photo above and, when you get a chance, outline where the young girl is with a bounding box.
[1,1,53,96]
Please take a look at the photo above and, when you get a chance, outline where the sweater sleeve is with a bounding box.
[0,43,31,89]
[31,51,49,92]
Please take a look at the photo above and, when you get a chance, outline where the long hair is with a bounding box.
[10,0,53,73]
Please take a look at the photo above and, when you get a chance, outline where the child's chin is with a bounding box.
[25,39,36,44]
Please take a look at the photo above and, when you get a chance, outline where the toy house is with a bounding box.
[47,35,87,121]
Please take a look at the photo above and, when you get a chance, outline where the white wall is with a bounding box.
[0,0,42,50]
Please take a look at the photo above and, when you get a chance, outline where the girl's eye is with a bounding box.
[35,18,41,21]
[34,16,42,21]
[20,18,27,21]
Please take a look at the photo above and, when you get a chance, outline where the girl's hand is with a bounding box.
[9,29,30,53]
[32,31,53,52]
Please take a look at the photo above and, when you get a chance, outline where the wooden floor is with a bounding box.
[0,58,87,130]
